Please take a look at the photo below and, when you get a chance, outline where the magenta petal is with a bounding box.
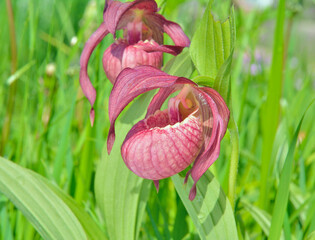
[104,0,158,35]
[80,23,109,125]
[146,85,187,117]
[103,41,163,83]
[163,19,190,47]
[185,88,229,200]
[153,180,159,192]
[107,66,194,153]
[102,42,126,84]
[135,40,184,55]
[121,110,203,180]
[201,87,230,139]
[121,41,163,72]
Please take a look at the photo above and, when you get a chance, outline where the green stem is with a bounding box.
[1,0,18,155]
[227,113,239,210]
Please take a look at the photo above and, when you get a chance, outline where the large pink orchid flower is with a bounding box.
[107,66,230,200]
[80,0,190,125]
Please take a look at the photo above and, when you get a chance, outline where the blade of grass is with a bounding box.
[241,200,283,238]
[268,100,315,240]
[259,0,286,209]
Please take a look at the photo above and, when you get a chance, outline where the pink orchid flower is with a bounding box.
[80,0,190,125]
[107,66,230,200]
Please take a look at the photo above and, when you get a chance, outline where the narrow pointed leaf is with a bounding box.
[268,100,315,240]
[0,157,87,240]
[259,0,286,209]
[242,200,284,239]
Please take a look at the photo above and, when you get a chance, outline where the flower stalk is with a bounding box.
[227,113,239,210]
[1,0,18,155]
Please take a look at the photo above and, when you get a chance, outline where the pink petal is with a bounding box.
[153,180,159,192]
[121,41,163,72]
[201,87,230,138]
[121,110,203,180]
[144,13,190,49]
[163,19,190,47]
[102,41,126,84]
[135,40,184,55]
[80,22,109,126]
[185,88,229,200]
[107,66,194,153]
[145,86,186,117]
[104,0,158,36]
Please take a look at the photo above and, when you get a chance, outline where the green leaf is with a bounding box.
[95,93,153,240]
[0,157,87,240]
[34,174,107,240]
[268,100,315,240]
[190,1,235,80]
[213,50,233,104]
[171,171,238,240]
[163,49,194,77]
[192,76,215,88]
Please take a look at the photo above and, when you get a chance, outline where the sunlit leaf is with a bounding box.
[33,174,107,240]
[0,157,87,240]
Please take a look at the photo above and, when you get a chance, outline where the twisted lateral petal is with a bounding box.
[104,0,158,35]
[146,86,181,117]
[107,66,194,153]
[162,18,190,47]
[80,23,109,126]
[121,110,203,180]
[201,87,230,138]
[134,40,184,55]
[185,89,229,200]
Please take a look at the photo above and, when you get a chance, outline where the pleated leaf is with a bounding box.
[171,171,238,240]
[190,0,235,81]
[0,157,87,240]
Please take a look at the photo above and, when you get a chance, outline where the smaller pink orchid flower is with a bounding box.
[80,0,190,125]
[107,66,230,200]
